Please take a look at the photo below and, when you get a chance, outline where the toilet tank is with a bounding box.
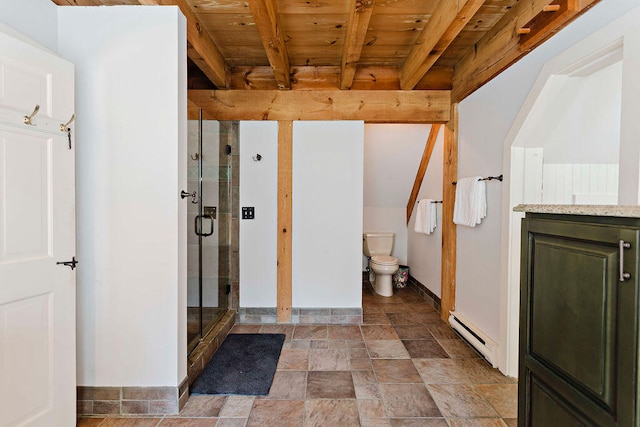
[363,232,395,257]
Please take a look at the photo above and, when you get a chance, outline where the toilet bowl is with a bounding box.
[370,255,399,297]
[363,232,399,297]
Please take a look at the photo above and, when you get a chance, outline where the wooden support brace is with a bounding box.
[406,124,442,224]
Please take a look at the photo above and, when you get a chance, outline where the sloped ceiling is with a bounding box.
[364,124,435,207]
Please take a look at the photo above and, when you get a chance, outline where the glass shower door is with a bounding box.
[187,112,229,353]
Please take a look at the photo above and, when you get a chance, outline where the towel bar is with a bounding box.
[452,174,503,185]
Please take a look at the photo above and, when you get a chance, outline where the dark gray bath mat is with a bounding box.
[190,333,286,395]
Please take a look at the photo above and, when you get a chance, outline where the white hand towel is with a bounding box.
[428,200,437,234]
[414,199,428,234]
[414,199,437,234]
[453,176,487,227]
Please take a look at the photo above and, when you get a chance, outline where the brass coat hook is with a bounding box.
[23,104,40,126]
[60,113,75,132]
[191,153,200,161]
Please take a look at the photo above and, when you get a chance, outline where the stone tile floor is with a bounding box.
[78,281,518,426]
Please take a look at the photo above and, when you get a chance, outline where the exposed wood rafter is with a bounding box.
[452,0,601,102]
[140,0,230,89]
[519,0,579,52]
[189,90,451,123]
[341,0,375,90]
[52,0,595,104]
[406,124,442,224]
[249,0,291,90]
[400,0,486,91]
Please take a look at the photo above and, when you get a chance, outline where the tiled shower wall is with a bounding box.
[218,121,239,311]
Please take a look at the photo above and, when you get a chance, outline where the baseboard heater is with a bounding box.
[448,311,498,368]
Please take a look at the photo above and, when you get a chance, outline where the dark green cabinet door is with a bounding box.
[519,217,639,427]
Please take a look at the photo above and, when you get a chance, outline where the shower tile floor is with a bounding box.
[79,280,518,426]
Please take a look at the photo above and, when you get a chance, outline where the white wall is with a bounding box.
[406,126,444,297]
[58,6,187,387]
[457,0,640,375]
[542,62,622,164]
[363,124,432,268]
[456,100,506,342]
[239,121,278,307]
[177,16,187,388]
[239,121,363,309]
[514,60,622,165]
[293,121,363,308]
[617,10,640,204]
[0,0,58,52]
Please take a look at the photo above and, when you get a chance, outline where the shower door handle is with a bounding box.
[195,214,214,237]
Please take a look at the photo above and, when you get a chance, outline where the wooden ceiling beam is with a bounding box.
[188,89,451,123]
[340,0,375,90]
[229,65,452,91]
[248,0,291,90]
[452,0,601,102]
[140,0,230,89]
[399,0,486,91]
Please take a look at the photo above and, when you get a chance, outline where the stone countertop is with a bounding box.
[513,204,640,218]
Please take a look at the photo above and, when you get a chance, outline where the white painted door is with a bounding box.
[0,29,76,427]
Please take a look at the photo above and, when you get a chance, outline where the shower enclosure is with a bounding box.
[187,113,237,353]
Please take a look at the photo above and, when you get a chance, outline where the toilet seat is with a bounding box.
[371,255,398,266]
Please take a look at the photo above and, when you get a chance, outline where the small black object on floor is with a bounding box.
[191,333,285,396]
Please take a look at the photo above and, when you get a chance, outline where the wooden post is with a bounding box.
[277,121,293,323]
[441,104,458,322]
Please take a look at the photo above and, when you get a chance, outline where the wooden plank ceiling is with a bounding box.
[53,0,601,120]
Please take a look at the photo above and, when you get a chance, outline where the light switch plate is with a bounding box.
[242,207,255,219]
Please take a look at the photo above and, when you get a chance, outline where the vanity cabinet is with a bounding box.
[519,212,640,426]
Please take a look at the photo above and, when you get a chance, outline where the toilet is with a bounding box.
[363,232,399,297]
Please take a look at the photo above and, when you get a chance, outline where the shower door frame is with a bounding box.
[188,112,225,354]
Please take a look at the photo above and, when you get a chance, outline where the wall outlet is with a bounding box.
[242,207,255,219]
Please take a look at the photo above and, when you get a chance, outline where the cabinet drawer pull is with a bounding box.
[619,240,631,282]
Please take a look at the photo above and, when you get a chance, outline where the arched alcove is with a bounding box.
[513,47,622,205]
[500,8,640,377]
